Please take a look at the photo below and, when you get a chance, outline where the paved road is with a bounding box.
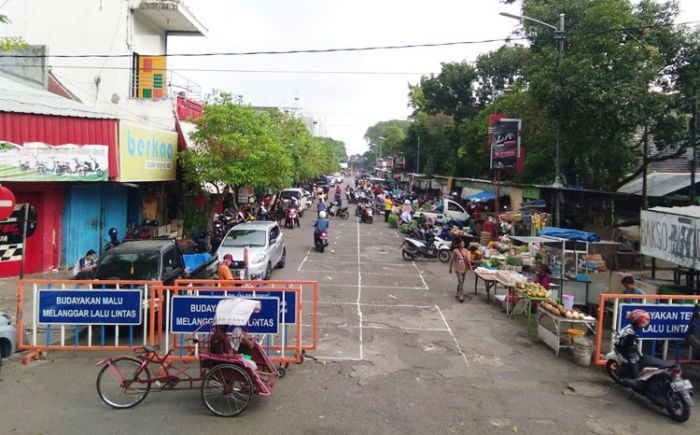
[1,181,699,434]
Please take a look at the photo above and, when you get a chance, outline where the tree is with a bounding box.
[409,62,479,122]
[180,95,293,246]
[0,15,27,51]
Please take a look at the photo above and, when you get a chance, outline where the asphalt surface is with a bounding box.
[1,179,699,434]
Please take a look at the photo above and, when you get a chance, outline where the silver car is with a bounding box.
[0,312,16,367]
[215,221,286,280]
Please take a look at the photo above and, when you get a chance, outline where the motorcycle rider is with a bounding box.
[621,309,651,379]
[288,198,301,228]
[314,211,330,246]
[317,198,327,217]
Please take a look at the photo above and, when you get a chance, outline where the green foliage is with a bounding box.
[0,15,27,51]
[182,197,207,232]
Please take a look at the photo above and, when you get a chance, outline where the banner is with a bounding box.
[0,141,108,182]
[38,289,142,325]
[640,210,698,269]
[119,121,178,182]
[170,296,280,334]
[619,304,694,340]
[489,117,522,170]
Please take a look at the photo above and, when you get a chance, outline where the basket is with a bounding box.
[572,336,592,366]
[566,328,585,344]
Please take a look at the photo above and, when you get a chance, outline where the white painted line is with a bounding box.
[298,269,407,276]
[411,260,430,290]
[313,356,364,361]
[318,301,437,309]
[356,218,364,360]
[350,325,450,332]
[320,284,428,290]
[297,247,312,272]
[435,305,470,368]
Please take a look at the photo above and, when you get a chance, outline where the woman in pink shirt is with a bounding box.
[449,239,469,302]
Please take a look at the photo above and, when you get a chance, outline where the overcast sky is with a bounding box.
[169,0,700,156]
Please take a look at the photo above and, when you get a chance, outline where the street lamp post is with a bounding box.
[501,11,566,225]
[416,135,421,173]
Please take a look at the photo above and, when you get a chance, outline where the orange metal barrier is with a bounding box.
[174,279,319,352]
[594,293,700,366]
[151,284,303,365]
[16,279,162,363]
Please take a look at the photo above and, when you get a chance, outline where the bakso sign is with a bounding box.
[640,210,700,268]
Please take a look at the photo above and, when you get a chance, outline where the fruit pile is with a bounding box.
[540,298,588,320]
[515,282,548,298]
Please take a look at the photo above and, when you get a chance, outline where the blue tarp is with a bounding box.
[183,253,213,272]
[466,191,496,202]
[538,227,601,242]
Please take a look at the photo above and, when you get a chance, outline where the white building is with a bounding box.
[0,0,206,131]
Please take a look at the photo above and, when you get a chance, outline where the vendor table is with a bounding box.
[473,270,500,302]
[508,287,547,335]
[536,308,597,356]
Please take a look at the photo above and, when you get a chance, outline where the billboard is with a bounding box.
[640,209,699,269]
[489,116,522,170]
[0,141,108,182]
[118,121,178,182]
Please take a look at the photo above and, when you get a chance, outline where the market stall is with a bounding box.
[537,304,597,357]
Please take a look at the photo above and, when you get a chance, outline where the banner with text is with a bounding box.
[619,303,694,340]
[640,210,699,269]
[38,289,142,325]
[118,121,178,182]
[489,116,522,170]
[170,296,280,334]
[0,141,108,182]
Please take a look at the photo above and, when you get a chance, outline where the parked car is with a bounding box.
[90,239,218,284]
[0,312,17,368]
[280,188,310,213]
[414,199,469,224]
[215,221,286,280]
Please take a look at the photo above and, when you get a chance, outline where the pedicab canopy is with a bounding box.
[214,298,261,326]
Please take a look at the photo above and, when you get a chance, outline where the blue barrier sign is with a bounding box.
[196,290,296,324]
[170,296,279,335]
[38,290,142,325]
[619,304,694,340]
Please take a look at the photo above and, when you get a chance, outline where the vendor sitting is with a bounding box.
[467,244,483,265]
[209,324,256,355]
[534,265,552,290]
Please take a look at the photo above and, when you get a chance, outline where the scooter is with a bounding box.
[401,235,451,263]
[77,156,104,178]
[285,206,299,229]
[605,323,694,422]
[314,230,328,253]
[360,205,373,224]
[327,203,350,219]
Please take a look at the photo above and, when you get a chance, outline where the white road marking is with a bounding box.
[435,305,470,368]
[356,218,364,360]
[297,247,312,272]
[313,356,364,361]
[411,260,430,290]
[320,284,428,290]
[318,301,438,309]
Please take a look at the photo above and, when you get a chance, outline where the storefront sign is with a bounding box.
[170,296,280,334]
[119,121,178,182]
[489,116,522,170]
[38,289,142,325]
[640,210,698,269]
[619,304,694,340]
[0,141,108,182]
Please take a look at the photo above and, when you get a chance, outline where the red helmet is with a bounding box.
[626,309,650,328]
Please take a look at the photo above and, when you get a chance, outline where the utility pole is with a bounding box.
[416,135,421,173]
[642,126,649,210]
[691,91,698,205]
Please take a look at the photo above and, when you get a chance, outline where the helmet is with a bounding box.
[108,227,118,237]
[404,199,411,205]
[319,211,327,218]
[223,254,234,262]
[626,309,650,329]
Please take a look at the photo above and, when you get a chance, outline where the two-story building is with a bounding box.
[0,0,206,275]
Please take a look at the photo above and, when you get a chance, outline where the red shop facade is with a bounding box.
[0,112,118,276]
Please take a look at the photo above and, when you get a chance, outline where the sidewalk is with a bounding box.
[0,270,71,322]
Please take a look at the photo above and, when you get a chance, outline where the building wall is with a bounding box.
[1,0,176,131]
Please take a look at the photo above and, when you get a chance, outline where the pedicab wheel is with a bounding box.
[277,367,287,378]
[201,364,253,417]
[96,358,151,409]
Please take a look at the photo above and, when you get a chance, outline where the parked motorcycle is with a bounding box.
[314,230,328,253]
[605,309,694,422]
[360,205,373,224]
[401,235,451,263]
[327,203,349,219]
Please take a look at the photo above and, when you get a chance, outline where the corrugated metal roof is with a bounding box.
[617,172,693,197]
[0,74,115,119]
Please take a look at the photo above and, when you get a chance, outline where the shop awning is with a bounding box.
[466,191,496,202]
[617,172,693,197]
[135,1,208,36]
[510,236,560,244]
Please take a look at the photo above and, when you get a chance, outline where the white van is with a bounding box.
[280,188,310,214]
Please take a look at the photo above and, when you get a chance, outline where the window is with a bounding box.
[162,247,181,271]
[280,191,301,200]
[269,226,280,243]
[94,252,159,281]
[448,201,465,213]
[222,230,266,247]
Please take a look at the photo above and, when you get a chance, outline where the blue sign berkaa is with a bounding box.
[38,290,142,325]
[170,296,280,335]
[619,304,694,340]
[197,289,297,324]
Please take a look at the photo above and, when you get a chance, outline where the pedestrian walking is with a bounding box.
[449,239,469,302]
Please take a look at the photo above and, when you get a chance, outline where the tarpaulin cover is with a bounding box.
[466,191,496,202]
[538,227,601,242]
[183,253,213,272]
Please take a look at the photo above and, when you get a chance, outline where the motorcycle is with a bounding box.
[285,206,299,229]
[401,235,451,263]
[360,205,373,224]
[76,156,104,178]
[605,322,694,422]
[327,203,350,219]
[19,161,32,171]
[314,230,328,253]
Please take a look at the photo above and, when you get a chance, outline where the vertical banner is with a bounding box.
[489,116,522,170]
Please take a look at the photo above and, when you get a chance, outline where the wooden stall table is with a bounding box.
[473,269,500,302]
[536,307,597,356]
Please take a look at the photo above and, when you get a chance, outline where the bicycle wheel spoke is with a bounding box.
[97,358,151,409]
